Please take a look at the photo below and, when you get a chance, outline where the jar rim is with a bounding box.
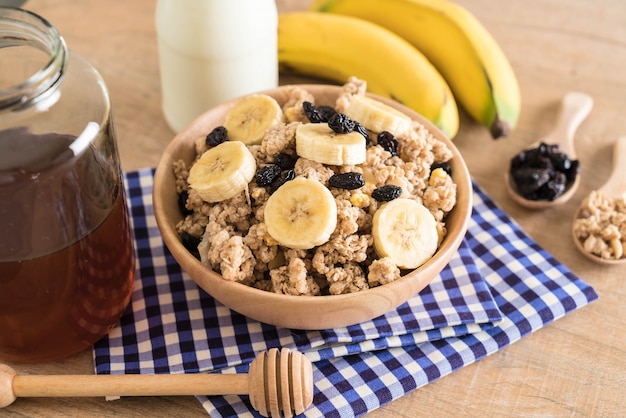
[0,7,67,110]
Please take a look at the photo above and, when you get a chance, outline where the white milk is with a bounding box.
[155,0,278,133]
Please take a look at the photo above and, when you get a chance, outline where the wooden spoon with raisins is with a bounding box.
[505,92,593,209]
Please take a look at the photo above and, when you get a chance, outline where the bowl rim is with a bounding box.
[153,84,473,328]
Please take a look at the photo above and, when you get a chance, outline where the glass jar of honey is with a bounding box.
[0,7,135,362]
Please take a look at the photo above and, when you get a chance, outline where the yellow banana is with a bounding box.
[278,12,459,139]
[309,0,521,139]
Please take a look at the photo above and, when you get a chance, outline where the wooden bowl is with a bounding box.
[153,85,473,330]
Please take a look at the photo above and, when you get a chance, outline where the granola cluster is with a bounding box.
[573,190,626,260]
[173,79,457,295]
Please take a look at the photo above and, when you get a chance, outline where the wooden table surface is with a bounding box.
[3,0,625,416]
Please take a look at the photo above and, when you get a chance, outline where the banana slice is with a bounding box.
[188,140,256,203]
[223,94,285,145]
[295,123,366,165]
[264,177,337,250]
[372,198,438,269]
[344,94,412,134]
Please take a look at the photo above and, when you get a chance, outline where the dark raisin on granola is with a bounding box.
[205,126,228,147]
[255,164,282,186]
[177,190,194,216]
[269,169,296,194]
[303,101,323,123]
[273,152,298,170]
[303,101,336,123]
[372,184,403,202]
[329,172,365,190]
[354,122,369,144]
[430,162,452,176]
[328,113,355,134]
[181,232,201,259]
[377,131,399,157]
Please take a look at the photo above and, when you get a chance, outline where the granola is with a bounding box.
[573,190,626,260]
[174,79,458,295]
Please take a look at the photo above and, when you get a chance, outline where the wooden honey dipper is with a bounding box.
[0,348,313,417]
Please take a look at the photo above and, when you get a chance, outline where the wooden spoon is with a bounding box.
[572,137,626,265]
[506,92,593,209]
[0,348,313,418]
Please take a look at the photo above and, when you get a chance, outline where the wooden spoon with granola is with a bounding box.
[572,136,626,265]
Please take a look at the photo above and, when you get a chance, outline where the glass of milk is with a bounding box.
[155,0,279,133]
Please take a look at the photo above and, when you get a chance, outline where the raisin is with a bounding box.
[509,141,579,201]
[431,162,452,176]
[537,142,549,155]
[377,131,399,156]
[269,169,295,194]
[372,184,403,202]
[510,151,527,169]
[273,153,297,170]
[205,126,228,147]
[553,171,567,185]
[328,113,355,134]
[303,101,336,123]
[255,164,282,186]
[565,159,580,183]
[354,122,369,144]
[522,146,543,165]
[536,172,567,200]
[511,167,551,195]
[177,190,193,216]
[303,101,323,123]
[317,105,336,122]
[533,155,553,170]
[181,232,201,259]
[547,144,561,154]
[549,151,572,171]
[329,172,365,190]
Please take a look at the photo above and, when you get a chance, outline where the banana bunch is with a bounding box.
[278,12,459,139]
[279,0,520,139]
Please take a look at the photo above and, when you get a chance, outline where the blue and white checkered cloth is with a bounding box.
[93,168,597,417]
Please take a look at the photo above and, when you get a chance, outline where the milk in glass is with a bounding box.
[155,0,279,132]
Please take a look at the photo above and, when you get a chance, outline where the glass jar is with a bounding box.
[155,0,279,132]
[0,7,135,362]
